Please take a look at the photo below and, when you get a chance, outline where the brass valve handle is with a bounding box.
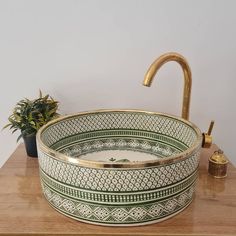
[202,120,214,148]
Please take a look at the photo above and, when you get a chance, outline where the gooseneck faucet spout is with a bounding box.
[143,52,192,120]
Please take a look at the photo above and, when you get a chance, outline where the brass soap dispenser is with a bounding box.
[208,150,228,178]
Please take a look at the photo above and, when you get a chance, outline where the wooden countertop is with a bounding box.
[0,144,235,236]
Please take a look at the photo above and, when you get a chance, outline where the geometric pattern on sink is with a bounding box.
[42,111,197,151]
[40,167,198,204]
[42,181,196,226]
[37,110,202,226]
[38,150,200,192]
[58,135,182,159]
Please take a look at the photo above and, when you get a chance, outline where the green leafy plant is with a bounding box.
[3,91,59,142]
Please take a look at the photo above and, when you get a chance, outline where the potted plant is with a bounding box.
[3,91,59,157]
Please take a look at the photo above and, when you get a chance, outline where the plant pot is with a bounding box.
[23,134,38,157]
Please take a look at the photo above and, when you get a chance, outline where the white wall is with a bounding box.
[0,0,235,167]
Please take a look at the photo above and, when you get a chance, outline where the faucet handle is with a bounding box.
[202,120,215,148]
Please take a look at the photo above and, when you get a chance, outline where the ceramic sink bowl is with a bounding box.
[37,109,202,226]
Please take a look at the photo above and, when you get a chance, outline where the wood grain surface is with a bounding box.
[0,144,235,236]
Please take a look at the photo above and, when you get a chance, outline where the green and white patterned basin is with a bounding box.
[37,109,202,226]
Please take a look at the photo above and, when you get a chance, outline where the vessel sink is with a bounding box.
[37,109,202,226]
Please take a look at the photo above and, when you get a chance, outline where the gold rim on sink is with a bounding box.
[36,109,202,169]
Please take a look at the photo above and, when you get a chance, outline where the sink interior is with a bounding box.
[41,110,198,164]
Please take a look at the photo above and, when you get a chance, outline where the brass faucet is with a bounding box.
[143,52,214,148]
[143,52,192,120]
